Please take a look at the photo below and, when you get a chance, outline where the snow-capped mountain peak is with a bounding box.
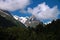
[19,17,27,24]
[13,15,39,27]
[13,15,28,24]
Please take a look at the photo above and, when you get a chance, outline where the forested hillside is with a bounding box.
[0,19,60,40]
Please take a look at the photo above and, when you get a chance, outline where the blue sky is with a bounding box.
[10,0,60,23]
[0,0,60,23]
[10,0,60,16]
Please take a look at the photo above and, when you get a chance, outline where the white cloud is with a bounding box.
[28,2,59,22]
[0,0,30,11]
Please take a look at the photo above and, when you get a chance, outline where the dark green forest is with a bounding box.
[0,15,60,40]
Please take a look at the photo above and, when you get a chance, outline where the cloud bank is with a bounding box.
[28,2,59,22]
[0,0,30,11]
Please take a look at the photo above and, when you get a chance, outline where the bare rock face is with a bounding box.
[25,15,40,28]
[0,10,13,20]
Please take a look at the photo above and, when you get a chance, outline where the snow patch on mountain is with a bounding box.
[13,15,28,24]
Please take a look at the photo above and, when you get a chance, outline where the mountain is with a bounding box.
[25,15,40,28]
[13,15,40,27]
[0,10,25,28]
[13,15,28,24]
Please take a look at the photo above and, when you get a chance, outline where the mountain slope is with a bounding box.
[0,15,16,27]
[0,10,26,28]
